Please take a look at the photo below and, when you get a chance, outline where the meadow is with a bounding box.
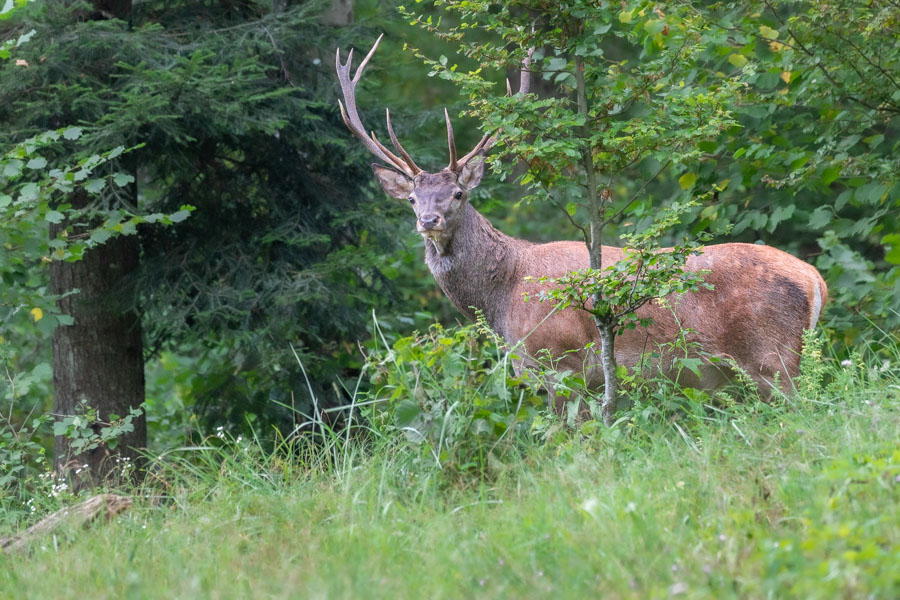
[1,330,897,599]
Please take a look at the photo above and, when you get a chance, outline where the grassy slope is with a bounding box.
[1,344,899,599]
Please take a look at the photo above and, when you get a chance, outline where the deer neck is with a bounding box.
[424,203,527,337]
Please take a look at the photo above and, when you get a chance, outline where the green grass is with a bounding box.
[1,337,899,598]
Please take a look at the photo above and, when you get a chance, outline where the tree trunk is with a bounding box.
[50,189,145,490]
[597,323,618,426]
[320,0,353,26]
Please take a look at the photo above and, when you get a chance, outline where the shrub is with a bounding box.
[363,317,545,477]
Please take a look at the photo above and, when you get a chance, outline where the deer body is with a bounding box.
[335,36,828,398]
[422,200,827,393]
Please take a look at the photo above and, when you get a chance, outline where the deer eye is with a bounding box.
[408,197,415,205]
[454,191,463,200]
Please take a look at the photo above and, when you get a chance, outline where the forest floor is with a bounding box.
[1,359,898,598]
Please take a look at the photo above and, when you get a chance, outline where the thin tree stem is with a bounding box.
[573,51,618,423]
[573,54,602,270]
[598,325,617,425]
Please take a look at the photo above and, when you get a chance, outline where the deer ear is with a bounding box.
[372,164,415,199]
[458,153,485,190]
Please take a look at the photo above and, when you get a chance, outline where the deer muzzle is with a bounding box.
[418,215,443,232]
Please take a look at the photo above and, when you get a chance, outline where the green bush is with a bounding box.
[363,317,545,477]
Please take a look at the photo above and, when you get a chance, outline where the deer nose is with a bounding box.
[419,215,442,230]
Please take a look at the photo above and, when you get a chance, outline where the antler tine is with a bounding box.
[445,108,458,171]
[352,33,383,83]
[335,34,417,177]
[385,108,422,175]
[369,130,407,168]
[454,45,535,170]
[519,45,535,96]
[456,133,492,166]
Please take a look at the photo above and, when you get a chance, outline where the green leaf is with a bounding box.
[25,156,47,170]
[89,229,112,245]
[835,190,852,211]
[84,178,105,194]
[857,182,888,205]
[18,182,39,202]
[884,248,900,265]
[790,155,810,170]
[15,28,35,47]
[808,206,832,230]
[678,172,697,190]
[113,172,135,187]
[821,165,841,186]
[394,399,420,427]
[35,314,59,335]
[863,134,884,149]
[62,126,82,141]
[169,210,191,223]
[759,25,779,40]
[644,19,665,35]
[3,159,23,178]
[728,54,748,68]
[45,210,65,224]
[882,234,900,265]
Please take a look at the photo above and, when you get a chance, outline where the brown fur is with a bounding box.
[375,165,829,398]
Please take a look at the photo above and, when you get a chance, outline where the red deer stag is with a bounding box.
[336,35,827,404]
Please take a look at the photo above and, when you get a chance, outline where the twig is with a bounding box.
[601,159,672,228]
[263,26,293,86]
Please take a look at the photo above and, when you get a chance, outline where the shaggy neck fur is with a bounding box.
[423,203,531,338]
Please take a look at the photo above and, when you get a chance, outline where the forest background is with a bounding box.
[0,1,897,596]
[0,0,898,543]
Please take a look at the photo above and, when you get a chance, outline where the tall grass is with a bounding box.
[0,327,897,598]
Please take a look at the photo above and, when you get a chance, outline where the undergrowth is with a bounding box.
[0,323,898,598]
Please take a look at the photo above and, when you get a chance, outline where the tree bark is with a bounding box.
[598,324,618,425]
[50,190,145,489]
[320,0,353,26]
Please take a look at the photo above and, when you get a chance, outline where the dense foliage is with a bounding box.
[0,0,898,546]
[0,0,419,444]
[405,0,899,343]
[0,2,897,594]
[699,1,900,338]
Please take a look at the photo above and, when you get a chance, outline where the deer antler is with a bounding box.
[336,34,421,177]
[451,45,535,171]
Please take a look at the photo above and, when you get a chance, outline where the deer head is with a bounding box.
[335,35,531,253]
